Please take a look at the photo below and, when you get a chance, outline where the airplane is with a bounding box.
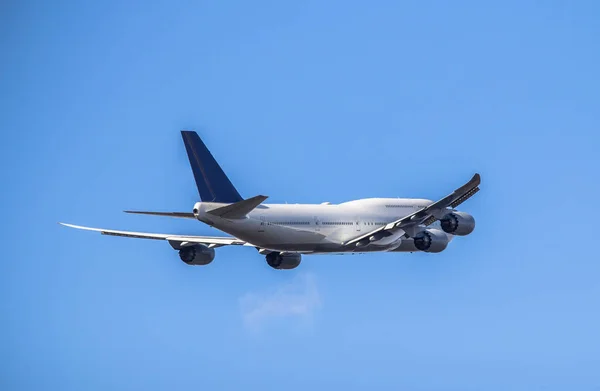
[61,131,481,270]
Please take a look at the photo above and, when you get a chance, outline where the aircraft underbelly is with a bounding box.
[212,219,327,250]
[208,209,424,253]
[248,229,328,251]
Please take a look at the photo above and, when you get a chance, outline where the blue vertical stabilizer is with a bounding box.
[181,131,243,203]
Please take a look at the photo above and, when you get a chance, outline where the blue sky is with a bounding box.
[1,0,600,389]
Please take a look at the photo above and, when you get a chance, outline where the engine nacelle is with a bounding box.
[179,244,215,265]
[440,211,475,236]
[413,229,449,253]
[266,252,301,270]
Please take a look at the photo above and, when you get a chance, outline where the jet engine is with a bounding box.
[265,252,301,270]
[440,212,475,236]
[179,244,215,265]
[413,229,449,253]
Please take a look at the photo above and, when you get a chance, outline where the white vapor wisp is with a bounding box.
[239,273,322,331]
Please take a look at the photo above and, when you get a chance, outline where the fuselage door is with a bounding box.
[313,216,320,232]
[258,216,266,232]
[355,219,361,232]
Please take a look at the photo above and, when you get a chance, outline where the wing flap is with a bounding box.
[450,186,480,209]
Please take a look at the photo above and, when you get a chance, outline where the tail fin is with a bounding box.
[181,131,243,203]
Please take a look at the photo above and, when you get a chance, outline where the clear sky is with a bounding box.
[1,0,599,389]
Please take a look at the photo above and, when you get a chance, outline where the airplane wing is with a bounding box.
[344,173,481,246]
[59,223,247,248]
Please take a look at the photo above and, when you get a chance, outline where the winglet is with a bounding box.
[456,173,480,194]
[449,173,480,209]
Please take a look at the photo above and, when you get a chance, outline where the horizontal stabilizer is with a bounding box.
[124,211,196,219]
[207,195,268,219]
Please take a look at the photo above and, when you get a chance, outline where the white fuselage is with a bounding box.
[195,198,451,254]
